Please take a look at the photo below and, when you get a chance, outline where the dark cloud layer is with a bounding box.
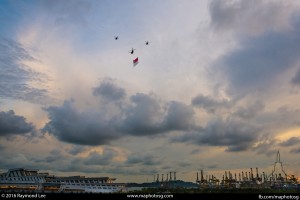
[209,1,300,96]
[218,27,300,95]
[120,95,196,136]
[42,82,199,146]
[0,37,49,104]
[0,110,34,137]
[42,100,121,146]
[171,118,261,152]
[42,93,198,145]
[42,78,270,153]
[0,148,164,178]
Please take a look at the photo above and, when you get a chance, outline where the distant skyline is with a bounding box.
[1,0,300,183]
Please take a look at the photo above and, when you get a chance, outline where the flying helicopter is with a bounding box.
[145,41,149,45]
[129,48,136,54]
[114,36,119,40]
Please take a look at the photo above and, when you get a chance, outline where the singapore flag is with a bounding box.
[133,57,139,67]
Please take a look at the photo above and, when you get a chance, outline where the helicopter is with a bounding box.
[114,36,119,40]
[129,48,136,54]
[145,41,149,45]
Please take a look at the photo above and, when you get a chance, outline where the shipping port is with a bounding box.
[1,151,299,193]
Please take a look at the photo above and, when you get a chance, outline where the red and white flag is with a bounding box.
[133,57,139,66]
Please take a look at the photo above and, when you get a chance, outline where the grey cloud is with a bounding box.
[0,153,79,176]
[42,100,121,146]
[290,148,300,154]
[162,101,195,131]
[42,92,198,145]
[215,19,300,96]
[67,146,87,155]
[209,0,297,35]
[275,107,300,127]
[126,156,144,165]
[93,78,126,101]
[0,110,34,137]
[291,67,300,85]
[120,93,164,136]
[0,148,161,177]
[205,118,261,152]
[30,149,117,173]
[279,137,300,147]
[0,37,50,104]
[178,162,191,168]
[190,149,200,155]
[191,94,231,113]
[171,118,261,152]
[142,155,162,166]
[252,138,278,156]
[121,95,197,136]
[234,101,265,119]
[56,162,83,173]
[84,148,117,166]
[125,154,162,166]
[161,165,172,170]
[37,86,297,153]
[0,153,51,171]
[209,1,300,97]
[42,94,165,145]
[45,150,62,163]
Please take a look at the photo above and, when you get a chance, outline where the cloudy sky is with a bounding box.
[1,0,300,183]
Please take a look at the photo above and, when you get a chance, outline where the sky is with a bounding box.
[1,0,300,183]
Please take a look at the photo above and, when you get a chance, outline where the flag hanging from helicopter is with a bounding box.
[133,57,139,66]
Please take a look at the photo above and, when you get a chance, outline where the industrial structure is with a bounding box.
[195,151,299,190]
